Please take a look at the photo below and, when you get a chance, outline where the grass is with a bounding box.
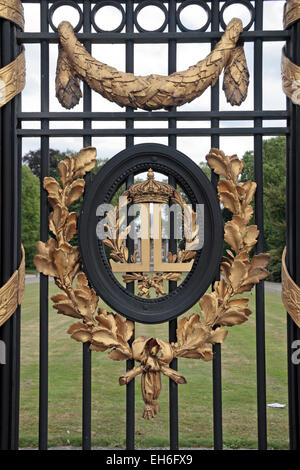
[19,281,289,449]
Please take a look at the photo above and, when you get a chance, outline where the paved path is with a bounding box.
[264,281,282,294]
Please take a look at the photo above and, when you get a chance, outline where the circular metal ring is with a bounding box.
[91,1,126,34]
[48,0,83,33]
[176,0,211,33]
[79,143,224,325]
[134,0,168,33]
[220,0,255,31]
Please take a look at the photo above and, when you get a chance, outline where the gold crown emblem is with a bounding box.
[125,168,174,204]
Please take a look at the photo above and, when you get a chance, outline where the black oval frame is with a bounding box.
[79,144,224,324]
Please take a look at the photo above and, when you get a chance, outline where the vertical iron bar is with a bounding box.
[82,0,92,451]
[126,175,135,451]
[125,0,135,450]
[286,20,300,450]
[210,0,222,451]
[254,0,267,450]
[168,0,178,450]
[0,18,19,450]
[10,22,22,449]
[39,0,49,450]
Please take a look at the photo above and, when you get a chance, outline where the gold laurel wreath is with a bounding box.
[56,18,249,111]
[34,147,269,420]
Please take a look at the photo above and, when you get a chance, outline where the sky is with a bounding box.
[21,0,287,165]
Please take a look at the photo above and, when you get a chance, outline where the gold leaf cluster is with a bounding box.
[34,146,269,421]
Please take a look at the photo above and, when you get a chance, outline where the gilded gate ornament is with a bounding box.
[0,0,24,30]
[103,168,197,298]
[0,245,25,327]
[281,0,300,324]
[282,247,300,328]
[34,147,270,420]
[0,0,26,324]
[284,0,300,29]
[55,17,249,111]
[282,0,300,105]
[0,0,26,109]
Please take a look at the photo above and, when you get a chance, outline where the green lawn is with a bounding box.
[19,281,289,449]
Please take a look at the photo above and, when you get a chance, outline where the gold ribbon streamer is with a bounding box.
[0,0,24,30]
[282,247,300,328]
[0,245,25,328]
[284,0,300,29]
[0,47,26,108]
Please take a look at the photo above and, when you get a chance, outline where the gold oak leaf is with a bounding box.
[52,243,80,284]
[91,309,133,360]
[43,177,62,208]
[34,238,58,277]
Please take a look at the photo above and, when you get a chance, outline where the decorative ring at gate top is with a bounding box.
[91,1,126,34]
[0,0,24,30]
[220,0,255,31]
[176,0,211,33]
[284,0,300,29]
[78,144,224,324]
[134,0,168,33]
[48,0,83,33]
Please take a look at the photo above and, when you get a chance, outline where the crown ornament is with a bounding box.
[124,168,175,204]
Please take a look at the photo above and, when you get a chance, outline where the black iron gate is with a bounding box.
[1,0,299,451]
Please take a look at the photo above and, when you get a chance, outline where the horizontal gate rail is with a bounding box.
[16,128,289,136]
[17,111,289,120]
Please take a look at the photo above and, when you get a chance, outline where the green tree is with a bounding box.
[241,136,286,281]
[22,165,40,270]
[23,148,75,179]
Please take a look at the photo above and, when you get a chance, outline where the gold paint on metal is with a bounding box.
[0,0,24,30]
[0,47,26,108]
[0,0,26,324]
[104,170,197,295]
[34,147,269,419]
[0,245,25,327]
[124,168,174,204]
[284,0,300,29]
[152,203,194,273]
[282,247,300,328]
[281,47,300,105]
[109,202,151,273]
[56,18,249,110]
